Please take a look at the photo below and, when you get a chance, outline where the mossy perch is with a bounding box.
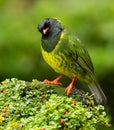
[0,78,110,130]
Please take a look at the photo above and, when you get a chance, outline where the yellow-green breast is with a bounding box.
[41,33,73,77]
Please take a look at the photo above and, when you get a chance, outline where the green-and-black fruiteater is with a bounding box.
[38,18,107,105]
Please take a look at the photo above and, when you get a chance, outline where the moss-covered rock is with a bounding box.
[0,78,110,130]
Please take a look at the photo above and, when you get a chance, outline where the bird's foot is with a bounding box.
[44,75,64,85]
[65,76,77,95]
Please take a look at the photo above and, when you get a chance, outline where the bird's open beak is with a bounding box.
[43,27,49,35]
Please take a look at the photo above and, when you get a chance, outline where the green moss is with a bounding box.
[0,78,110,130]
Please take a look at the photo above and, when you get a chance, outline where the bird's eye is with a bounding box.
[46,21,50,27]
[43,21,50,29]
[47,21,50,24]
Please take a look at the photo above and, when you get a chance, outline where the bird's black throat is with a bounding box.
[41,29,62,52]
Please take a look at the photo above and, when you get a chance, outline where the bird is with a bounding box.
[37,18,107,105]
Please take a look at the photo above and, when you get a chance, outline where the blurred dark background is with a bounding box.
[0,0,114,129]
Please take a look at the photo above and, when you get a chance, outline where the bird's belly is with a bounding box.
[42,50,78,78]
[42,48,92,83]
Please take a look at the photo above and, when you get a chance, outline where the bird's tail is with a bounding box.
[88,83,107,105]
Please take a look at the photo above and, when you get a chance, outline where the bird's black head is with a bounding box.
[38,18,63,36]
[38,18,63,52]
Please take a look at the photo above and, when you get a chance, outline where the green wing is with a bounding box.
[68,35,107,104]
[69,35,94,74]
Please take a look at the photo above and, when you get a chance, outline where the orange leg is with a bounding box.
[44,75,64,85]
[65,76,77,95]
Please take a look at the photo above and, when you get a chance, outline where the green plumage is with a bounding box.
[38,18,107,104]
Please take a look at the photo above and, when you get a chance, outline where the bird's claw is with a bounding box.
[65,85,73,95]
[44,79,62,85]
[65,87,71,96]
[44,75,64,85]
[65,85,76,96]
